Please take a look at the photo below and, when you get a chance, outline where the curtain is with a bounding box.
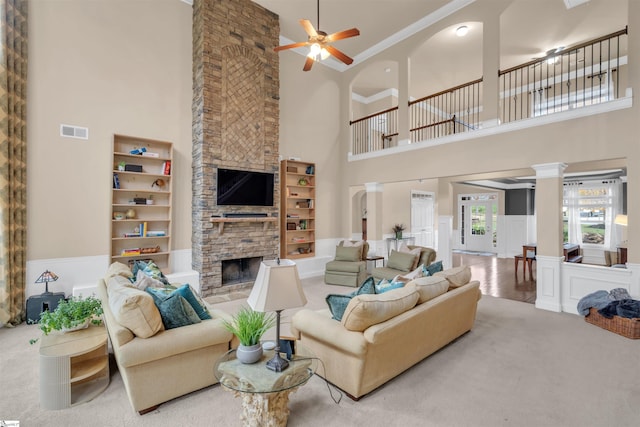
[0,0,27,328]
[564,183,582,245]
[605,179,623,249]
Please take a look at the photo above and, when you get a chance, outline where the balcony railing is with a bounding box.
[499,28,627,123]
[350,28,628,155]
[409,78,483,143]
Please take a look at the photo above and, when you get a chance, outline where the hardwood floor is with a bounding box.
[452,251,536,304]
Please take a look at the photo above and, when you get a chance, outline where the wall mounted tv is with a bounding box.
[216,168,274,206]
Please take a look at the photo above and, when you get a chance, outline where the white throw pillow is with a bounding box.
[401,264,424,280]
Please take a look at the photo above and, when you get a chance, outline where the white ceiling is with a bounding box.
[253,0,627,99]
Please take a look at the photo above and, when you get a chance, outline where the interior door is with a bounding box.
[411,191,434,248]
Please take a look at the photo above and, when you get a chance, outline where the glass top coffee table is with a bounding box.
[214,346,317,426]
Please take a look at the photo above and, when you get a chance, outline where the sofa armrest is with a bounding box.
[291,309,367,357]
[117,318,233,367]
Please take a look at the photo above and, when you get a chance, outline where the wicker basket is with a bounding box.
[585,307,640,339]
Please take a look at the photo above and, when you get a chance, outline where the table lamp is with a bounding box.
[35,270,59,294]
[247,258,307,372]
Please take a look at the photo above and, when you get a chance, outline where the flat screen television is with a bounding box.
[216,168,274,206]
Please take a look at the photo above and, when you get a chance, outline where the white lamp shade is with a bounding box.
[247,259,307,312]
[615,214,628,226]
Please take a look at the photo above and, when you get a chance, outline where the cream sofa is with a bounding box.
[291,266,481,400]
[97,264,235,414]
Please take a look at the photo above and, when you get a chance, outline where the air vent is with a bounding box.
[60,124,89,140]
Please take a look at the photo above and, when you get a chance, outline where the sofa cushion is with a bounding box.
[434,265,472,289]
[386,250,417,273]
[341,284,419,332]
[375,278,406,294]
[401,264,424,280]
[407,275,450,304]
[335,245,362,262]
[326,277,376,321]
[325,260,365,273]
[132,269,166,290]
[398,244,422,269]
[132,259,170,286]
[423,260,444,276]
[107,280,164,338]
[146,288,202,329]
[104,261,134,282]
[342,240,365,259]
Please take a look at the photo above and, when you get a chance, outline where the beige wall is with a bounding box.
[27,0,193,261]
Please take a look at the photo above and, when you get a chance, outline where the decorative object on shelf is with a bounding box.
[140,246,161,254]
[146,195,154,205]
[392,223,406,239]
[287,222,296,231]
[113,212,125,220]
[125,208,137,219]
[222,306,275,364]
[129,147,147,155]
[247,259,307,372]
[117,161,126,171]
[152,178,165,188]
[305,165,314,175]
[298,177,308,186]
[30,296,103,344]
[36,270,59,294]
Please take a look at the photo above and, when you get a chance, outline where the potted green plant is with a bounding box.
[30,296,103,344]
[392,223,406,239]
[222,306,275,364]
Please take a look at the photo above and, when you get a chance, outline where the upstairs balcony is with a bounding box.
[350,28,628,157]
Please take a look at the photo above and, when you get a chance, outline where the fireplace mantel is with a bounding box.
[210,216,277,234]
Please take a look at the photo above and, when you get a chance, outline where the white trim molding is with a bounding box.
[365,182,384,193]
[535,255,563,312]
[532,162,568,179]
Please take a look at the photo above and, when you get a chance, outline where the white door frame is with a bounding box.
[411,190,435,248]
[458,193,498,253]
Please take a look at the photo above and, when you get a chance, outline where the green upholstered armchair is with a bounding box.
[324,240,370,287]
[372,245,436,281]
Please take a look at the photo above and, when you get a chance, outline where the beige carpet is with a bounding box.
[2,276,639,427]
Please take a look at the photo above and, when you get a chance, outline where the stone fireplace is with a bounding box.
[221,256,263,286]
[191,0,280,297]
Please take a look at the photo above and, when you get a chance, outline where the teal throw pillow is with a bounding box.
[146,289,201,329]
[423,261,444,276]
[375,279,405,294]
[326,277,376,321]
[147,285,211,321]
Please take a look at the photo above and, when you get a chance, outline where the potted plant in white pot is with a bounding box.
[222,306,275,364]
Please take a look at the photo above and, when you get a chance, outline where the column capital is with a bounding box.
[532,162,568,179]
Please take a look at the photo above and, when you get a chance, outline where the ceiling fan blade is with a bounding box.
[274,41,309,52]
[326,28,360,42]
[325,45,354,65]
[299,19,318,38]
[303,56,314,72]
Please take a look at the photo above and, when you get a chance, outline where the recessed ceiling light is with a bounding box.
[456,26,469,37]
[384,67,391,73]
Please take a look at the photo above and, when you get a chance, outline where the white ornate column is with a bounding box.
[532,162,567,312]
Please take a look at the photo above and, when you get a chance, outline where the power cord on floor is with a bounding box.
[294,356,343,404]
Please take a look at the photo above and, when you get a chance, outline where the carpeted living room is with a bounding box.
[2,0,640,426]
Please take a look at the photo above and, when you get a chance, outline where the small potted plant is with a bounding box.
[30,296,103,344]
[392,223,406,239]
[117,161,126,171]
[222,306,275,364]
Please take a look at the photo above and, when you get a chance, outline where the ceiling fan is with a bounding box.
[274,0,360,71]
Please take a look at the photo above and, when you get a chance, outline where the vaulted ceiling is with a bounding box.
[253,0,627,99]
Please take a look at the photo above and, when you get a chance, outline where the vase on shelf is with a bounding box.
[395,232,402,240]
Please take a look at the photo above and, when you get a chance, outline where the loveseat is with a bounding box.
[97,263,235,414]
[291,266,481,400]
[372,245,436,281]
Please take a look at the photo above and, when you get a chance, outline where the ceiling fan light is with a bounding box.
[320,47,330,60]
[309,43,321,57]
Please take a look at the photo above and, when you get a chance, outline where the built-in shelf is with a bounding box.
[210,217,277,234]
